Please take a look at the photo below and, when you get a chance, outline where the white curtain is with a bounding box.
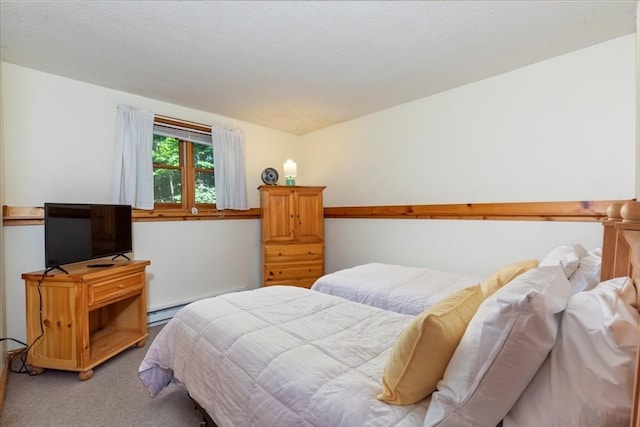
[212,126,248,210]
[112,105,155,209]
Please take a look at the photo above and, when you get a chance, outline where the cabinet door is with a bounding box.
[261,188,296,242]
[25,281,80,370]
[296,189,324,242]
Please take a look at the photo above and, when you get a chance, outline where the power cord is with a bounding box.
[0,270,47,375]
[0,338,30,374]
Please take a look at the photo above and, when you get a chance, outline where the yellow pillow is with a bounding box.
[378,285,485,405]
[480,259,539,297]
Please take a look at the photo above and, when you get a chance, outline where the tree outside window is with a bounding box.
[152,124,215,211]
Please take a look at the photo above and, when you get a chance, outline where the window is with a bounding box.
[152,117,215,211]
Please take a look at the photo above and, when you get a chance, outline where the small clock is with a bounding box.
[261,167,279,185]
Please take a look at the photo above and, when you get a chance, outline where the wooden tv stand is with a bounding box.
[22,260,150,380]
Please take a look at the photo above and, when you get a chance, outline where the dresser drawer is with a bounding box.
[264,262,324,285]
[264,243,323,263]
[263,277,317,289]
[88,273,144,306]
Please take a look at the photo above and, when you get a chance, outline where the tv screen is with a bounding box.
[44,203,133,268]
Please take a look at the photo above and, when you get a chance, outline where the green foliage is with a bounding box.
[152,135,216,204]
[152,136,179,166]
[154,168,181,203]
[153,136,181,203]
[193,143,214,169]
[195,171,216,203]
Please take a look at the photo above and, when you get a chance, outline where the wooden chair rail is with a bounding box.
[2,205,261,225]
[3,199,632,225]
[324,199,631,222]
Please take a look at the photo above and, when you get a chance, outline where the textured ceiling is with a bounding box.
[0,1,636,135]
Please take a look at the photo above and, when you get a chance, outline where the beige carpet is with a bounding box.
[0,325,205,427]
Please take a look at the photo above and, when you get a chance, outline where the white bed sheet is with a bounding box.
[311,263,484,315]
[139,286,429,427]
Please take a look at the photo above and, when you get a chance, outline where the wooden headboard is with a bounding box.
[602,202,640,427]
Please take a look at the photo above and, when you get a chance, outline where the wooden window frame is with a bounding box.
[152,116,216,215]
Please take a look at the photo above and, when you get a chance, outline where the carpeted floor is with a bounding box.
[0,325,205,427]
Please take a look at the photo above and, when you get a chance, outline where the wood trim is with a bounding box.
[0,350,10,416]
[324,199,632,221]
[601,203,625,281]
[2,205,261,225]
[154,115,211,132]
[3,199,633,225]
[132,208,261,222]
[2,206,45,225]
[606,201,640,427]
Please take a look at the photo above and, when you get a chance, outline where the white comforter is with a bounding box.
[311,263,484,315]
[139,286,429,427]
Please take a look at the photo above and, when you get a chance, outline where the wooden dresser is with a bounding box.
[22,260,150,380]
[260,185,325,288]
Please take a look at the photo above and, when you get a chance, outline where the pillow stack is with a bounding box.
[504,277,639,426]
[539,244,585,277]
[539,244,602,293]
[378,259,538,406]
[568,247,602,293]
[480,259,539,297]
[379,244,616,425]
[423,265,572,426]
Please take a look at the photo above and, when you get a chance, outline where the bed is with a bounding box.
[309,263,485,315]
[139,202,640,427]
[139,286,428,426]
[311,245,602,316]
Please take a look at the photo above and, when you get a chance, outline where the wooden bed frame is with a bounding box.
[602,201,640,427]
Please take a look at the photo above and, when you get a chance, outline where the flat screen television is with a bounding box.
[44,203,133,271]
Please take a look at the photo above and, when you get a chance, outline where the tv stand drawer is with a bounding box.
[88,272,144,306]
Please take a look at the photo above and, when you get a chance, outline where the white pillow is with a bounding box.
[568,247,602,293]
[539,244,586,278]
[423,266,572,427]
[504,277,639,427]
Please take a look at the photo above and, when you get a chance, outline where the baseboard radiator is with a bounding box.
[147,287,251,327]
[147,305,186,327]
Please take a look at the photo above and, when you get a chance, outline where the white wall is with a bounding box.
[2,64,305,206]
[303,35,636,275]
[1,63,304,344]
